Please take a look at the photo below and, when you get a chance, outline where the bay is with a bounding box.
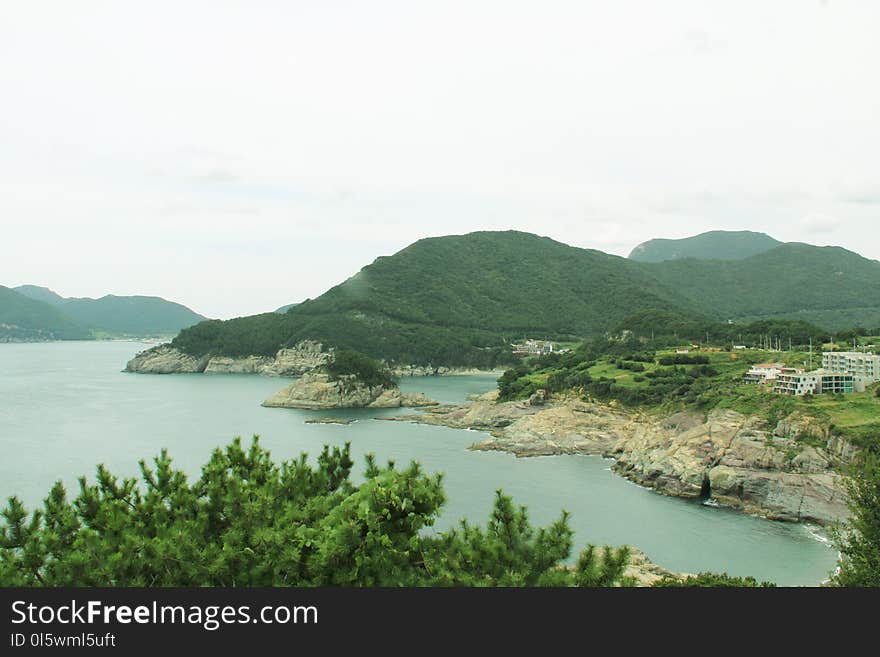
[0,341,837,585]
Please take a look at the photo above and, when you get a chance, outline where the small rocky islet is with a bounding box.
[262,372,439,410]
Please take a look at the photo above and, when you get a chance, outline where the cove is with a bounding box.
[0,341,837,585]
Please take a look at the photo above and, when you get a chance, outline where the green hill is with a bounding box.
[12,285,66,305]
[169,230,880,366]
[639,243,880,330]
[629,230,782,263]
[172,231,696,366]
[10,286,208,338]
[60,295,207,335]
[0,286,90,341]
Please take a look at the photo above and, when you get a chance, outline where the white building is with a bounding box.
[774,367,866,396]
[774,368,821,396]
[512,339,554,356]
[743,362,785,385]
[822,352,880,383]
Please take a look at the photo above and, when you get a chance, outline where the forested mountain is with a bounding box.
[5,285,207,339]
[171,230,880,366]
[639,243,880,330]
[12,284,66,305]
[172,231,695,366]
[629,230,782,263]
[60,295,206,335]
[0,286,91,341]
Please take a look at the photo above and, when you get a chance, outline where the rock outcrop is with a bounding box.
[127,342,499,378]
[126,340,329,376]
[123,344,211,374]
[610,409,847,524]
[621,548,688,587]
[203,355,271,374]
[389,397,851,525]
[262,373,439,410]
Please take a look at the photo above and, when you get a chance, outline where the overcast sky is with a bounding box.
[2,1,878,319]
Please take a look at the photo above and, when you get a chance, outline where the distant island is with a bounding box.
[0,285,207,342]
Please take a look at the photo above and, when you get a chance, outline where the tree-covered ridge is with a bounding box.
[5,285,208,338]
[640,243,880,329]
[628,230,781,263]
[0,286,91,340]
[171,231,696,364]
[60,295,207,335]
[169,230,880,366]
[297,231,690,336]
[12,284,66,305]
[0,438,633,587]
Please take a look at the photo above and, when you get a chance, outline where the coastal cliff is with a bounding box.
[125,342,500,378]
[123,344,212,374]
[125,340,328,375]
[388,392,851,525]
[262,372,438,410]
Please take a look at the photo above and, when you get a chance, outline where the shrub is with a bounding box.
[324,349,398,389]
[653,572,775,587]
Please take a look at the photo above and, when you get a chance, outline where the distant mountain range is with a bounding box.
[10,230,879,356]
[0,286,92,341]
[169,230,880,368]
[628,230,782,263]
[0,285,207,341]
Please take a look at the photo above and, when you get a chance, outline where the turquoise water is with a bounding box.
[0,341,837,585]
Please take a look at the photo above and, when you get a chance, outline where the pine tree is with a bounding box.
[0,438,635,587]
[832,453,880,587]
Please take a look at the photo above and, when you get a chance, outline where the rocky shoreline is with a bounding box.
[124,342,504,378]
[124,341,329,376]
[385,391,852,525]
[125,345,851,524]
[262,372,439,410]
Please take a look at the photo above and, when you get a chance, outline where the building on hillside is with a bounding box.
[822,352,880,382]
[818,372,860,395]
[512,339,554,356]
[774,367,867,396]
[743,362,785,385]
[774,368,820,396]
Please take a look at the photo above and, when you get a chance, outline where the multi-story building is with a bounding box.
[774,368,820,396]
[819,372,858,395]
[743,362,785,385]
[822,352,880,382]
[774,367,867,396]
